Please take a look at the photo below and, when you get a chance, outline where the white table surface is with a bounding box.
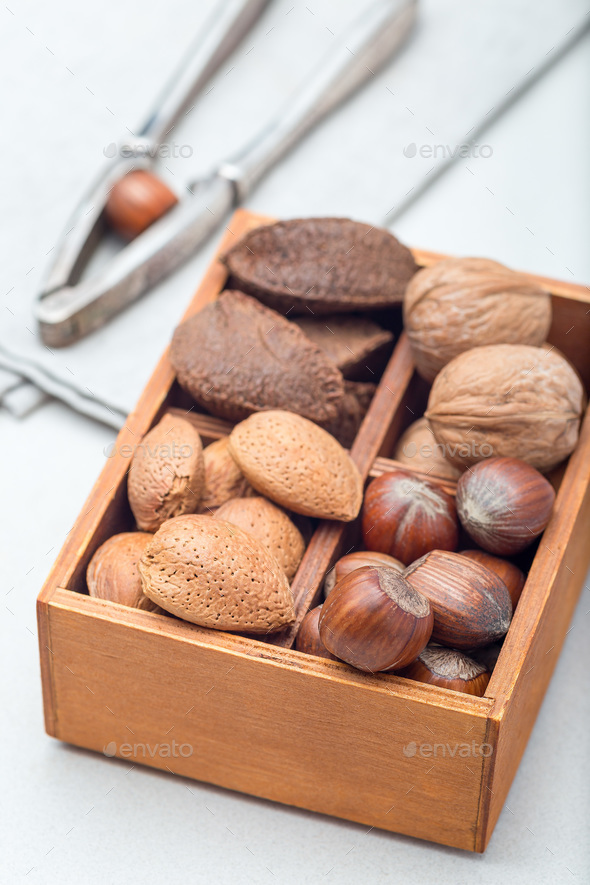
[1,5,589,884]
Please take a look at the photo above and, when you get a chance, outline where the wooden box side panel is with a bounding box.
[44,590,492,852]
[478,405,590,850]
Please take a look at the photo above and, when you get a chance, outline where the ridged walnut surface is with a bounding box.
[425,343,585,471]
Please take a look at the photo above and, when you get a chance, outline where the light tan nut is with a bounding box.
[228,410,363,521]
[87,532,161,611]
[139,515,295,633]
[128,413,205,531]
[199,437,252,512]
[215,496,305,580]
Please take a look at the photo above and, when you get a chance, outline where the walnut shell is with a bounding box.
[139,515,295,633]
[403,257,552,381]
[228,410,363,521]
[214,496,305,580]
[199,437,251,512]
[87,532,161,611]
[128,414,205,531]
[393,417,462,480]
[425,344,584,471]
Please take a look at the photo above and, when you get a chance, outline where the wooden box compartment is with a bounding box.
[37,210,590,852]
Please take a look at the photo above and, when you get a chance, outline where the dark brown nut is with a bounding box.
[425,343,584,471]
[139,515,295,633]
[319,566,433,673]
[199,437,252,512]
[398,645,490,696]
[87,532,161,611]
[361,469,459,566]
[295,605,338,660]
[128,414,205,532]
[456,457,555,555]
[170,290,345,425]
[318,381,376,448]
[403,257,552,382]
[222,218,418,314]
[393,418,462,481]
[293,315,393,380]
[324,550,404,596]
[460,550,526,608]
[214,496,305,581]
[404,550,512,649]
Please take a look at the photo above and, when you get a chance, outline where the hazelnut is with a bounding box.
[87,532,161,611]
[318,566,433,673]
[460,549,526,608]
[361,469,459,566]
[398,645,490,696]
[104,170,178,240]
[403,257,552,382]
[425,343,584,472]
[393,417,462,481]
[199,437,252,512]
[404,550,512,649]
[456,457,555,555]
[128,413,205,532]
[295,605,338,660]
[324,550,404,596]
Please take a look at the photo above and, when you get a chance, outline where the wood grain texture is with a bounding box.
[45,588,492,851]
[36,211,590,853]
[477,403,590,850]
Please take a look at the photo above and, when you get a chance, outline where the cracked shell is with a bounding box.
[139,515,295,632]
[128,413,205,532]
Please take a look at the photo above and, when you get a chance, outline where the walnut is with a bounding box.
[425,343,585,472]
[403,258,552,381]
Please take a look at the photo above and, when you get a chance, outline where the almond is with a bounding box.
[128,413,205,531]
[228,410,363,521]
[139,515,295,633]
[87,532,161,611]
[425,343,585,471]
[404,257,552,381]
[199,437,252,512]
[215,496,305,580]
[222,218,417,313]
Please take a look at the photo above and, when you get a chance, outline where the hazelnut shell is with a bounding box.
[295,605,338,660]
[324,550,404,596]
[398,645,490,696]
[361,469,459,565]
[319,566,433,672]
[460,549,526,608]
[456,457,555,556]
[404,549,512,649]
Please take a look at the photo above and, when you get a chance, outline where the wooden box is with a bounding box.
[37,210,590,852]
